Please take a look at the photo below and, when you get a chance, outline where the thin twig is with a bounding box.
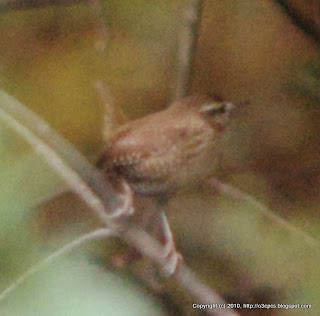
[208,178,319,248]
[173,0,205,100]
[0,228,113,303]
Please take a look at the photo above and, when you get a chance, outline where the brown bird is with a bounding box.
[98,95,243,197]
[98,95,246,273]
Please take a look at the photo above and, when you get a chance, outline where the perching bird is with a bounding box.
[98,95,244,197]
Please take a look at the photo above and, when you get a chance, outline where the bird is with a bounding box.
[98,95,246,274]
[98,95,244,198]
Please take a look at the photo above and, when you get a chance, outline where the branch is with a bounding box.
[173,0,204,100]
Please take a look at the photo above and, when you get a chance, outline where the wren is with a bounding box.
[98,95,244,197]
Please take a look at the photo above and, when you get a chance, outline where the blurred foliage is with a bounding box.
[1,0,320,315]
[0,257,165,316]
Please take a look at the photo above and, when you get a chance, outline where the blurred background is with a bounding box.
[0,0,320,315]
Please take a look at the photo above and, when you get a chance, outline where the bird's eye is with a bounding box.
[200,103,226,115]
